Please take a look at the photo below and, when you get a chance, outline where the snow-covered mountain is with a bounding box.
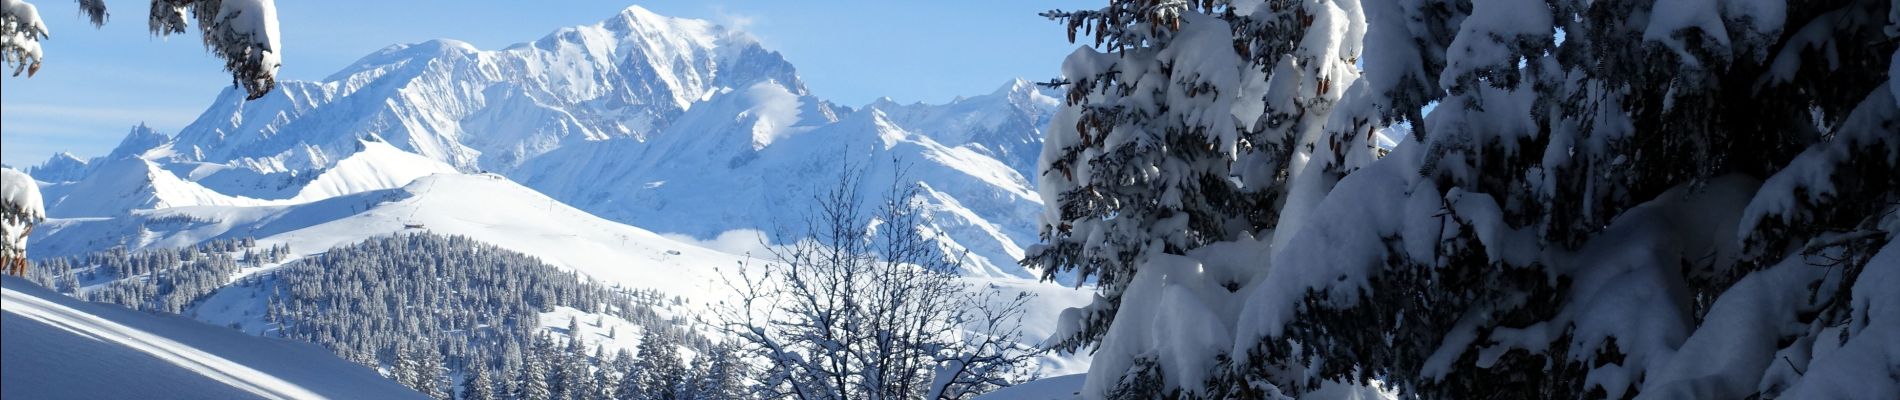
[165,6,800,172]
[510,86,1049,277]
[28,5,1059,277]
[867,78,1059,179]
[0,276,423,399]
[25,152,90,183]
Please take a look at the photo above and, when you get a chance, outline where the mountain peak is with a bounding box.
[405,38,479,54]
[993,78,1036,96]
[614,4,667,23]
[46,151,83,162]
[106,123,171,160]
[993,78,1060,105]
[27,152,91,183]
[600,3,724,38]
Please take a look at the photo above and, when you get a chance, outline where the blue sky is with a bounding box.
[0,0,1091,166]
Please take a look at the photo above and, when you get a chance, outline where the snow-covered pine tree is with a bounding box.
[0,168,45,276]
[612,348,641,399]
[394,343,446,396]
[548,338,580,400]
[691,342,751,400]
[567,317,584,350]
[460,361,497,400]
[633,327,689,400]
[1027,0,1364,397]
[590,354,617,400]
[564,347,595,400]
[1214,0,1900,399]
[414,343,452,400]
[0,0,281,98]
[0,0,50,76]
[497,341,524,398]
[390,344,420,391]
[1032,0,1896,399]
[517,338,554,400]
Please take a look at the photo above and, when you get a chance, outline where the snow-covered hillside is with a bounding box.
[0,276,423,399]
[34,173,745,300]
[23,5,1059,277]
[30,172,1095,376]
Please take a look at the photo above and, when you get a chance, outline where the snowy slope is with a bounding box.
[30,171,1095,375]
[36,173,740,299]
[972,374,1087,400]
[284,138,464,202]
[0,276,423,400]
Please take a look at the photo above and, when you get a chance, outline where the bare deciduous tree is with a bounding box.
[717,162,1037,400]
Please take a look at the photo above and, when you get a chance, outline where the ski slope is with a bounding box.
[0,276,421,400]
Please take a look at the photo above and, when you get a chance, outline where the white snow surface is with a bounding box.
[1,276,422,399]
[1776,237,1900,399]
[972,374,1086,400]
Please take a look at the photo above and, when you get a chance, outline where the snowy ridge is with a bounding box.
[0,276,422,399]
[285,138,463,202]
[35,131,459,218]
[512,93,1048,277]
[41,156,271,218]
[868,78,1061,178]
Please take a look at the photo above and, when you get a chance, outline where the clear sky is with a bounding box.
[0,0,1092,166]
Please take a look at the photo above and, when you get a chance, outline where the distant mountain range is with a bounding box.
[26,5,1061,278]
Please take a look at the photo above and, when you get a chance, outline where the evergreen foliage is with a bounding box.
[1033,0,1899,398]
